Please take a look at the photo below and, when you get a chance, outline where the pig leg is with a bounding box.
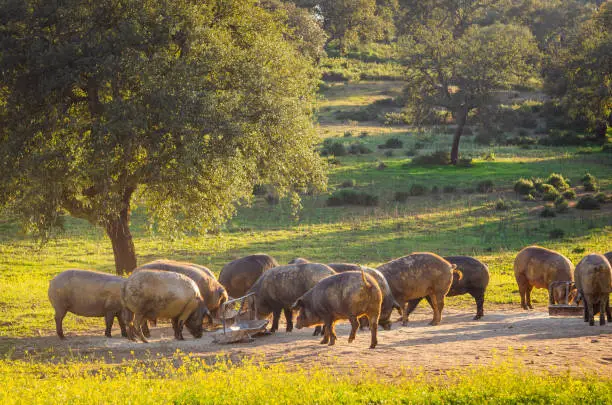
[270,309,281,333]
[117,313,128,338]
[586,294,595,326]
[472,290,485,320]
[177,320,185,340]
[525,285,534,309]
[328,322,337,346]
[428,294,441,326]
[406,298,423,316]
[124,311,137,341]
[401,303,409,326]
[368,312,379,349]
[348,316,359,343]
[600,296,608,326]
[283,308,293,332]
[171,318,181,339]
[133,313,149,343]
[104,312,114,338]
[320,320,332,345]
[141,321,151,338]
[313,326,322,336]
[582,294,589,322]
[606,299,612,322]
[516,276,529,310]
[54,308,67,339]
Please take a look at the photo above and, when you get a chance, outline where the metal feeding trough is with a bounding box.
[548,281,583,316]
[212,293,268,344]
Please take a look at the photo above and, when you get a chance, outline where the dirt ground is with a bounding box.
[4,306,611,376]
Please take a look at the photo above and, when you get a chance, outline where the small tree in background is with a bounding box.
[0,0,326,274]
[400,23,540,164]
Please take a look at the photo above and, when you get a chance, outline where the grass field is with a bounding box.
[1,80,611,402]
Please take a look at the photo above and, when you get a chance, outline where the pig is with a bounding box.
[514,246,575,309]
[247,263,336,333]
[219,254,279,298]
[121,270,209,342]
[288,258,310,265]
[575,254,612,326]
[329,264,400,330]
[48,269,128,339]
[292,269,382,348]
[605,251,612,264]
[136,260,228,319]
[377,253,460,326]
[406,256,490,320]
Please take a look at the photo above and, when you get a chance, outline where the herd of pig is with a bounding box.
[47,246,612,349]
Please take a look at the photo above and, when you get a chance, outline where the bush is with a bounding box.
[405,149,416,157]
[549,228,565,239]
[431,186,439,193]
[542,185,560,201]
[581,173,596,184]
[408,184,427,196]
[321,140,347,156]
[532,177,546,192]
[576,195,601,210]
[545,173,570,191]
[377,162,387,170]
[340,179,356,188]
[602,143,612,153]
[383,150,394,157]
[394,191,409,203]
[359,131,369,138]
[344,131,353,137]
[265,193,279,205]
[584,181,599,192]
[523,193,536,202]
[540,206,556,217]
[347,142,372,155]
[412,151,451,166]
[554,197,569,213]
[594,192,607,203]
[483,152,496,161]
[514,178,535,195]
[457,157,473,168]
[495,199,509,211]
[378,137,403,149]
[476,180,494,193]
[253,184,267,196]
[443,185,457,193]
[562,190,577,200]
[327,189,379,207]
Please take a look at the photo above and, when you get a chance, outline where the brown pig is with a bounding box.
[575,254,612,326]
[514,246,574,309]
[604,251,612,264]
[293,269,382,348]
[219,254,279,298]
[247,263,336,332]
[121,270,209,342]
[377,253,460,326]
[48,269,128,339]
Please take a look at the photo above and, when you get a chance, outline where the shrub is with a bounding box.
[405,149,416,157]
[413,142,425,150]
[542,185,560,201]
[576,195,601,210]
[514,178,535,195]
[412,151,451,166]
[443,185,457,193]
[384,150,394,157]
[602,143,612,153]
[523,193,536,202]
[431,186,439,193]
[476,180,494,193]
[359,131,369,138]
[594,192,607,203]
[545,173,570,191]
[457,157,473,168]
[581,173,596,184]
[464,188,475,194]
[378,137,403,149]
[549,228,565,239]
[532,177,546,192]
[562,190,577,200]
[495,199,509,211]
[540,206,556,217]
[321,140,347,156]
[344,130,353,137]
[409,184,428,196]
[347,142,372,155]
[327,189,379,207]
[584,181,599,192]
[377,162,387,170]
[483,152,496,161]
[340,179,356,188]
[253,184,267,196]
[265,193,279,205]
[394,191,409,203]
[554,197,569,213]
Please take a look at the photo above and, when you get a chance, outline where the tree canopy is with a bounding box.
[0,0,326,273]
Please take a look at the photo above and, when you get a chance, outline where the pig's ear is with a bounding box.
[292,298,304,310]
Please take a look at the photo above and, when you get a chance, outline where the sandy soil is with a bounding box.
[4,307,611,376]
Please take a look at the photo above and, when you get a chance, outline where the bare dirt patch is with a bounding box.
[4,308,611,376]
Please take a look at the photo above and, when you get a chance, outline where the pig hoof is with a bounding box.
[369,344,377,349]
[105,333,112,338]
[428,321,440,326]
[401,321,408,327]
[473,315,483,320]
[589,320,595,326]
[348,337,355,343]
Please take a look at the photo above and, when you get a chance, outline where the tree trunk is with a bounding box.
[104,189,137,275]
[450,106,469,165]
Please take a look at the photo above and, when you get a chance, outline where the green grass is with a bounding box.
[0,354,610,404]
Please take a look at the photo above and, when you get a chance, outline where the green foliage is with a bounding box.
[340,179,356,188]
[542,185,561,201]
[576,195,601,210]
[594,192,608,204]
[378,137,404,149]
[347,142,373,155]
[540,206,557,217]
[514,178,535,195]
[581,173,599,192]
[495,199,510,211]
[549,228,565,239]
[554,197,569,213]
[327,189,378,206]
[562,190,577,200]
[409,184,427,196]
[394,191,409,203]
[412,151,451,166]
[457,157,474,168]
[545,173,570,191]
[476,180,494,193]
[321,140,348,156]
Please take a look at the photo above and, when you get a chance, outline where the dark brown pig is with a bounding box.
[378,253,460,326]
[406,256,489,320]
[136,260,228,319]
[604,251,612,264]
[514,246,574,309]
[219,254,278,298]
[247,263,335,332]
[575,254,612,326]
[292,269,382,348]
[288,258,361,273]
[48,269,128,339]
[121,270,209,342]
